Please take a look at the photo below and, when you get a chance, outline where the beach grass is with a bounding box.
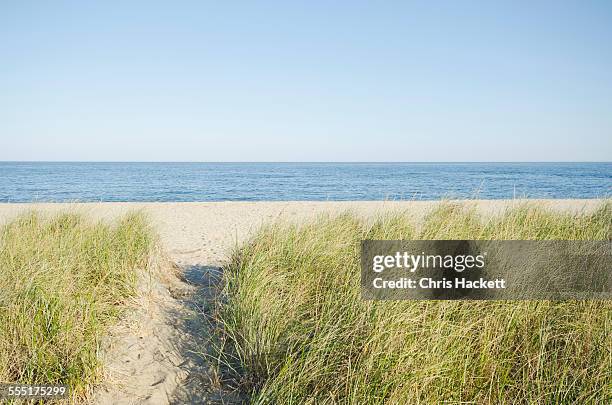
[0,211,156,400]
[216,202,612,404]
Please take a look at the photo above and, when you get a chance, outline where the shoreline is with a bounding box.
[0,199,605,265]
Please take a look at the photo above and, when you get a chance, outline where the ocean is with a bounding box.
[0,162,609,202]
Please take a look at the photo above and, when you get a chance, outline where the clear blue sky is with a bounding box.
[1,1,611,161]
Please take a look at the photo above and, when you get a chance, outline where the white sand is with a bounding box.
[0,200,604,265]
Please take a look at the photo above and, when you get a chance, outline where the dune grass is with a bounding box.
[0,211,156,400]
[217,202,611,404]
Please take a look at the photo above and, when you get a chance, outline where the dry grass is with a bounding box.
[217,202,611,404]
[0,211,157,401]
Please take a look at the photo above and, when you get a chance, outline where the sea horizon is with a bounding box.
[1,160,610,164]
[1,161,609,203]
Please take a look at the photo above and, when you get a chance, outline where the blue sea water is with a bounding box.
[0,162,609,202]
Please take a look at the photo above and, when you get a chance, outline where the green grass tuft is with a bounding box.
[0,211,156,400]
[217,203,612,404]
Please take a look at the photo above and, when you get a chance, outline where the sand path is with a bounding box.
[0,200,603,404]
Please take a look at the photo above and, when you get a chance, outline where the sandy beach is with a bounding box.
[3,2,610,401]
[0,199,604,266]
[0,198,607,404]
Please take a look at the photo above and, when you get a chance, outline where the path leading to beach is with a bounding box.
[0,200,602,404]
[92,260,241,404]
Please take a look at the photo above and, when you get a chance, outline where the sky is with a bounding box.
[1,1,611,162]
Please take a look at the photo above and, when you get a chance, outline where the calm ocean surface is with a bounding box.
[0,162,610,202]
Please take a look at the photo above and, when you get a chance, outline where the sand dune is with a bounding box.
[0,199,606,404]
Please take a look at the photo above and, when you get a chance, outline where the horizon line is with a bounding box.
[1,160,611,164]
